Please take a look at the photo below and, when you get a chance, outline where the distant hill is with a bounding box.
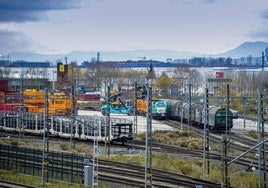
[8,52,64,63]
[217,41,268,58]
[7,50,204,63]
[5,41,268,63]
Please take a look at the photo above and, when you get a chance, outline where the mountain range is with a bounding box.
[5,41,268,64]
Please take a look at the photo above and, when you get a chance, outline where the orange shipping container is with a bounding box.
[24,90,45,105]
[136,99,147,113]
[0,91,5,104]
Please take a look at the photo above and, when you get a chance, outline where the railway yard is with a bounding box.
[0,109,267,188]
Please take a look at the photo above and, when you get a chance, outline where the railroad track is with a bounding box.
[0,180,36,188]
[1,126,265,170]
[0,125,265,187]
[98,159,225,188]
[164,119,267,153]
[0,140,225,188]
[126,139,267,171]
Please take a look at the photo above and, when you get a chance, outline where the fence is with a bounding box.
[0,144,90,184]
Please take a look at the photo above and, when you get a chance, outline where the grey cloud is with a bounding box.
[251,10,268,38]
[248,22,268,41]
[203,0,216,3]
[0,0,83,23]
[0,30,47,53]
[250,29,268,39]
[170,0,217,3]
[260,10,268,19]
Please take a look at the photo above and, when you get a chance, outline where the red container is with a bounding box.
[215,71,224,78]
[0,80,8,91]
[0,103,19,112]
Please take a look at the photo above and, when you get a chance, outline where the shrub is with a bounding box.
[248,130,257,139]
[59,143,69,150]
[10,139,18,145]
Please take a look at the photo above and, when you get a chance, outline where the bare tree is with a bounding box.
[173,66,203,95]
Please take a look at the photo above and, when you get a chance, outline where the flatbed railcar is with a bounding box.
[0,111,133,143]
[164,99,233,131]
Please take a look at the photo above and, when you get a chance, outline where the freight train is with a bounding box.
[164,99,233,131]
[0,110,133,143]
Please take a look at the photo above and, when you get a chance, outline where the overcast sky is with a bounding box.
[0,0,268,55]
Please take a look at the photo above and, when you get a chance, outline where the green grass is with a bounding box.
[0,170,83,188]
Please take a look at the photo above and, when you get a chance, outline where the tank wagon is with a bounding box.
[0,111,133,143]
[164,99,233,131]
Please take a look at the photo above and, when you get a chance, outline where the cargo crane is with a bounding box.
[100,85,147,116]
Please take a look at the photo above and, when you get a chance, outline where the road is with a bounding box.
[78,110,176,133]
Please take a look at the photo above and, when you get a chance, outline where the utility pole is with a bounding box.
[145,64,154,187]
[261,51,264,71]
[188,84,192,134]
[19,74,24,142]
[145,80,153,188]
[93,115,99,187]
[41,88,49,184]
[222,84,230,188]
[242,96,247,134]
[203,88,210,177]
[134,82,138,135]
[105,85,111,156]
[70,85,76,149]
[257,89,266,188]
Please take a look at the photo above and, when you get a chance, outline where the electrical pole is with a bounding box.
[70,85,76,149]
[261,51,264,71]
[93,115,99,187]
[222,84,230,188]
[257,89,266,188]
[134,82,138,135]
[105,85,111,156]
[188,84,192,134]
[243,96,247,134]
[19,74,24,142]
[145,80,153,188]
[42,88,49,184]
[203,88,210,177]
